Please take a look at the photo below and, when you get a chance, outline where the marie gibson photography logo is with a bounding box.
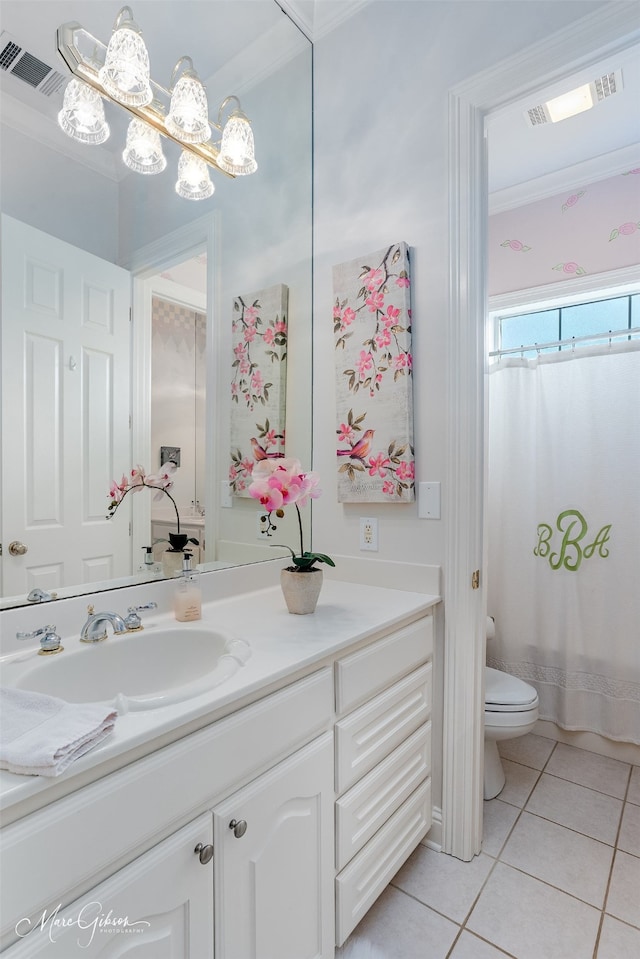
[15,901,151,948]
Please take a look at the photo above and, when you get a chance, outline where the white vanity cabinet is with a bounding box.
[213,733,334,959]
[1,600,437,959]
[333,617,434,946]
[7,814,214,958]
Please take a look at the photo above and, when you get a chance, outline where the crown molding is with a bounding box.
[489,143,640,214]
[276,0,371,41]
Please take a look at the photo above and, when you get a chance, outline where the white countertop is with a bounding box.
[0,580,439,818]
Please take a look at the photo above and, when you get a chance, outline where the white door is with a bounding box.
[7,815,214,957]
[213,732,335,959]
[1,215,131,598]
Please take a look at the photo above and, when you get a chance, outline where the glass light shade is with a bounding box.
[175,152,214,200]
[98,12,152,107]
[58,79,110,145]
[217,112,257,176]
[123,119,166,174]
[165,73,211,144]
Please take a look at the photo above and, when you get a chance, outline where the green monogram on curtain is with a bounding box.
[534,509,611,571]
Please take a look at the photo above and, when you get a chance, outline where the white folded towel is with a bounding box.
[0,687,117,777]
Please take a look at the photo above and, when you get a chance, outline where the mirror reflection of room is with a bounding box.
[0,0,313,609]
[149,259,207,571]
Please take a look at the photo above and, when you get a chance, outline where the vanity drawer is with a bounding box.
[335,663,432,794]
[335,615,432,715]
[335,721,431,871]
[0,667,333,945]
[335,779,432,947]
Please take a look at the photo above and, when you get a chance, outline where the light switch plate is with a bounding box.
[418,481,441,519]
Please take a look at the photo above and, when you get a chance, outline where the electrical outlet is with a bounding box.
[359,517,378,551]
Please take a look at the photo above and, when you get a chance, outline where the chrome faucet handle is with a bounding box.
[16,625,63,655]
[27,588,58,603]
[124,602,158,631]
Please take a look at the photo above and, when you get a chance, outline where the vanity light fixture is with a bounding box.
[57,77,110,145]
[56,6,258,200]
[217,96,258,176]
[122,117,166,174]
[98,6,152,107]
[175,151,214,201]
[165,57,211,144]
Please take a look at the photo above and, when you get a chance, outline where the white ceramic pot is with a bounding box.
[280,568,323,615]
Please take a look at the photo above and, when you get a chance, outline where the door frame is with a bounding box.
[127,215,218,566]
[443,3,640,860]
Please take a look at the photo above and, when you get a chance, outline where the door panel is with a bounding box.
[1,215,132,598]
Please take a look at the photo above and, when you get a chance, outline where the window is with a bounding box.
[494,292,640,359]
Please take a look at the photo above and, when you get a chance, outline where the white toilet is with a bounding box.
[484,620,539,799]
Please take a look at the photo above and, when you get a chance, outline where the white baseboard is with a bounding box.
[534,720,640,765]
[421,805,442,852]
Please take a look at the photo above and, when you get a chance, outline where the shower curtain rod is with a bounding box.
[489,326,640,358]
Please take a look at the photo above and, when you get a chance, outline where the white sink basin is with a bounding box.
[4,625,251,712]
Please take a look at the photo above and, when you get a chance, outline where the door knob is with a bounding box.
[9,541,28,556]
[229,818,247,838]
[194,842,214,865]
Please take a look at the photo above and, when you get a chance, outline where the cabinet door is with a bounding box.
[8,815,213,958]
[213,732,334,959]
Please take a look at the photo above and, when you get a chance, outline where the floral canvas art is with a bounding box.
[229,284,288,497]
[333,242,414,502]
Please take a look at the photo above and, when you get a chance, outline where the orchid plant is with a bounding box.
[107,463,191,552]
[248,459,335,572]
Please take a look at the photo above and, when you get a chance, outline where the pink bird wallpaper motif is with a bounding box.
[333,242,415,503]
[229,284,288,496]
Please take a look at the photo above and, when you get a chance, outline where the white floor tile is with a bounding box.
[545,743,631,799]
[336,885,458,959]
[448,929,513,959]
[500,810,614,907]
[618,801,640,857]
[597,915,640,959]
[498,732,556,770]
[467,861,601,959]
[525,773,623,845]
[628,765,640,805]
[481,798,520,858]
[606,850,640,929]
[391,844,494,924]
[498,758,540,808]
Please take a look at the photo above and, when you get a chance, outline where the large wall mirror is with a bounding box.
[0,1,312,609]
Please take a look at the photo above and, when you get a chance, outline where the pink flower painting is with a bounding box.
[561,190,585,213]
[229,284,288,496]
[332,242,415,502]
[553,261,587,276]
[609,221,640,241]
[500,239,531,253]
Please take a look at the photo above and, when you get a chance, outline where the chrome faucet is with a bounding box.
[16,625,63,655]
[80,606,127,644]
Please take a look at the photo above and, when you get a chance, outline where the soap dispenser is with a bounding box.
[174,553,202,622]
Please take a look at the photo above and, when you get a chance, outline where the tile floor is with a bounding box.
[337,734,640,959]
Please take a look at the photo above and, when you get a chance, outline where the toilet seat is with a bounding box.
[485,666,538,713]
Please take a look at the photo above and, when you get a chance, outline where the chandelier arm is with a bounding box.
[169,56,195,91]
[114,7,135,30]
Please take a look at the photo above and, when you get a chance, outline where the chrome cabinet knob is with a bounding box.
[229,818,247,839]
[194,842,214,865]
[9,541,28,556]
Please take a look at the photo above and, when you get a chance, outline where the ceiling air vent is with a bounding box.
[0,30,66,96]
[524,69,623,127]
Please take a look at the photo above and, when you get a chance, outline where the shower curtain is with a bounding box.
[486,343,640,744]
